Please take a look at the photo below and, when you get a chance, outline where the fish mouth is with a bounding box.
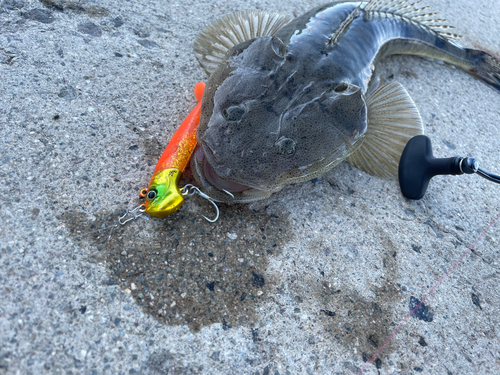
[191,145,274,203]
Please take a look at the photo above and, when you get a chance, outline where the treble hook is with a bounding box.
[181,184,219,222]
[118,204,146,225]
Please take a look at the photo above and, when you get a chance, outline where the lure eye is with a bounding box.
[146,189,157,200]
[275,137,296,157]
[223,105,245,121]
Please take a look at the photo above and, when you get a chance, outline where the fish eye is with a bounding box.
[334,82,349,93]
[223,105,245,121]
[275,137,296,157]
[146,189,157,200]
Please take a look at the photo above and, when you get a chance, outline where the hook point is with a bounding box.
[202,199,219,222]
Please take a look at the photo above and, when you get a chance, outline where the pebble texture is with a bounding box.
[1,0,499,374]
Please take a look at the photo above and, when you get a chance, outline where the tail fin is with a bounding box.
[467,50,500,93]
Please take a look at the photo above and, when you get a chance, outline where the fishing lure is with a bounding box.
[122,81,217,222]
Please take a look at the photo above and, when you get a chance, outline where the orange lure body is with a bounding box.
[153,82,205,174]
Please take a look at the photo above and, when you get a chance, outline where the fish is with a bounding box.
[190,0,500,203]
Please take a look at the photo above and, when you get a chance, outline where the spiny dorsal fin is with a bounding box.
[363,0,461,41]
[327,4,362,47]
[345,81,424,178]
[194,10,292,75]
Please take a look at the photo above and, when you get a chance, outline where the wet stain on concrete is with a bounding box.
[315,238,401,369]
[409,296,434,322]
[139,135,164,167]
[22,8,54,24]
[418,336,428,347]
[63,202,291,332]
[471,293,482,310]
[40,0,108,18]
[143,349,202,375]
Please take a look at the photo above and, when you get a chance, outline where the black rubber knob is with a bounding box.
[398,135,462,200]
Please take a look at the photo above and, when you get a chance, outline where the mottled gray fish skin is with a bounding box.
[192,1,500,203]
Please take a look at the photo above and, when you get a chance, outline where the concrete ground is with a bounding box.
[1,0,499,374]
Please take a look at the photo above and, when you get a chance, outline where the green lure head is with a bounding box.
[142,169,184,217]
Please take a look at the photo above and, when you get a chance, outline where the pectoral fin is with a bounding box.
[345,82,424,178]
[194,10,292,75]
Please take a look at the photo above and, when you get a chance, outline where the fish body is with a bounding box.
[191,1,500,203]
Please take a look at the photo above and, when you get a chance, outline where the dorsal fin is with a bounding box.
[194,10,292,75]
[362,0,461,41]
[327,4,362,47]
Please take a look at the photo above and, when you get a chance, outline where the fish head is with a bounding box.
[193,37,367,203]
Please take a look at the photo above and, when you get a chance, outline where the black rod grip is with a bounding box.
[399,135,462,200]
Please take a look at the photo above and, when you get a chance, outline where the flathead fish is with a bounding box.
[190,0,500,203]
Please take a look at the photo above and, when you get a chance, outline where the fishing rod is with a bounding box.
[399,135,500,200]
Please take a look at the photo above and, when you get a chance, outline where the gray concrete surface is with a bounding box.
[1,0,500,374]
